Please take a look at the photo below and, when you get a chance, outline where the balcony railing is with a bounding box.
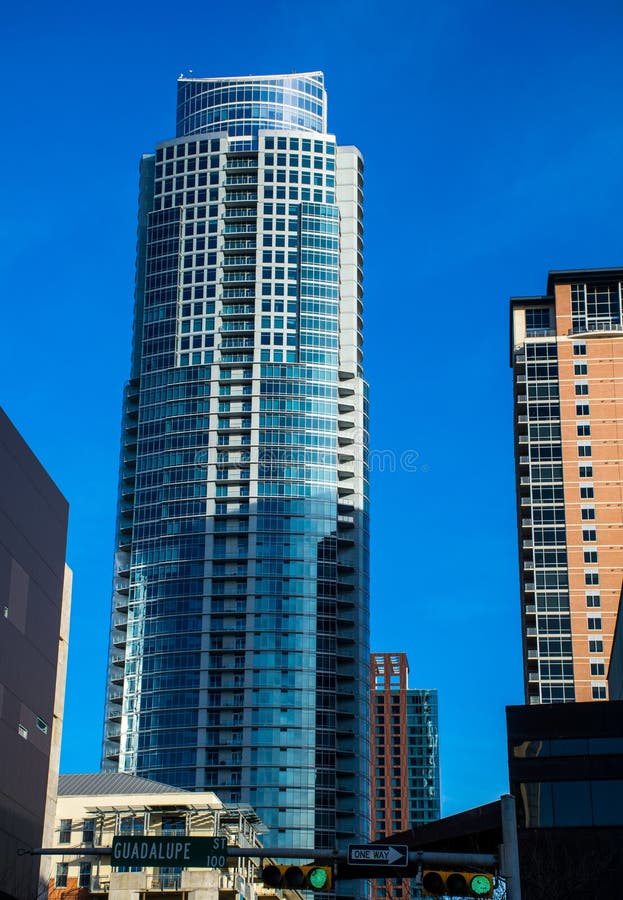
[568,321,623,335]
[152,875,182,890]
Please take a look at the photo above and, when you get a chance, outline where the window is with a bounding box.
[582,528,597,541]
[576,404,590,416]
[573,342,587,355]
[574,363,588,375]
[78,863,92,889]
[586,594,601,608]
[588,617,602,630]
[526,308,551,331]
[590,661,605,676]
[580,485,594,498]
[577,424,591,437]
[59,819,72,843]
[585,571,599,585]
[583,550,598,563]
[578,444,592,457]
[36,717,48,734]
[592,684,607,699]
[55,864,68,889]
[581,506,596,520]
[579,465,593,477]
[17,723,28,739]
[575,383,589,395]
[82,818,96,845]
[589,640,604,652]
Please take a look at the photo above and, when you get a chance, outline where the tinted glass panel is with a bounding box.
[592,780,623,825]
[552,780,591,826]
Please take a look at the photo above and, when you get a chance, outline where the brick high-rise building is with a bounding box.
[370,653,440,900]
[511,268,623,703]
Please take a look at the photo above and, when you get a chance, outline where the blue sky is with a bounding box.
[2,0,623,818]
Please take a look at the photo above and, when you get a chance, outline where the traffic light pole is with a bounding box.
[23,846,498,866]
[500,794,522,900]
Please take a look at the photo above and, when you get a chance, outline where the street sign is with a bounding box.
[111,835,228,868]
[348,844,408,867]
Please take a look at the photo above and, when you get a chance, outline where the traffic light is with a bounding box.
[421,869,494,898]
[261,863,333,892]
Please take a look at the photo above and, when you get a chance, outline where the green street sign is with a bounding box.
[111,835,228,868]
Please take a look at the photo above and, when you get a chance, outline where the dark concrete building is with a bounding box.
[0,408,71,900]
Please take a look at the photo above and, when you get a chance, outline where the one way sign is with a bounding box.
[348,844,408,867]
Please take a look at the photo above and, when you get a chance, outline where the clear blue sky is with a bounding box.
[2,0,623,818]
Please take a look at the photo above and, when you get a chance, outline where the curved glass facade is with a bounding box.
[103,72,369,854]
[176,72,326,139]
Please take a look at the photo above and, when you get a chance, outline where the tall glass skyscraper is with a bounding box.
[102,71,370,852]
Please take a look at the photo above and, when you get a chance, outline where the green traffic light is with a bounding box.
[308,867,329,890]
[470,874,493,896]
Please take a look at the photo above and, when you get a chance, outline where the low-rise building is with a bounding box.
[48,773,286,900]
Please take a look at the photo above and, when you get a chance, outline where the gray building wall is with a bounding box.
[0,408,70,900]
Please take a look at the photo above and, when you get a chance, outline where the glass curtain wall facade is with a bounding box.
[511,268,623,704]
[102,72,370,852]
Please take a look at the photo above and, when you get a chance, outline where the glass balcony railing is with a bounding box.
[569,321,623,335]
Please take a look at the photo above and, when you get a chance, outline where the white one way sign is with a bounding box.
[348,844,408,867]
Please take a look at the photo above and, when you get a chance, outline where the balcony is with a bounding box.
[223,239,256,250]
[222,272,255,283]
[223,208,256,219]
[225,158,258,170]
[224,191,258,203]
[223,224,257,235]
[221,288,255,300]
[221,324,255,336]
[221,303,255,314]
[225,175,258,185]
[222,256,256,268]
[568,321,623,336]
[151,875,181,890]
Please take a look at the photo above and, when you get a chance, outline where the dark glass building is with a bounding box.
[507,701,623,899]
[102,72,370,851]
